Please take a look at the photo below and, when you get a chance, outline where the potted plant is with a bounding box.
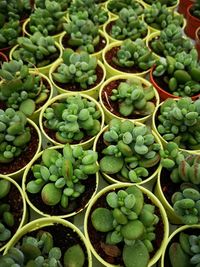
[185,1,200,39]
[152,97,200,151]
[0,217,92,267]
[35,0,70,11]
[59,11,109,59]
[0,60,53,121]
[22,144,99,219]
[155,141,200,225]
[39,93,104,149]
[9,32,62,75]
[0,175,27,252]
[141,0,179,10]
[195,26,200,59]
[178,0,194,17]
[93,119,162,185]
[103,38,157,78]
[23,0,66,41]
[99,74,159,124]
[150,49,200,100]
[144,2,185,33]
[103,8,149,43]
[49,48,106,99]
[84,183,169,267]
[0,108,42,179]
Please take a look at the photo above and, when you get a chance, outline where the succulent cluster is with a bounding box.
[107,0,144,16]
[0,229,85,267]
[153,49,200,97]
[43,94,102,143]
[99,119,161,183]
[35,0,70,11]
[0,108,31,163]
[0,60,50,116]
[0,20,21,49]
[109,8,148,41]
[91,186,159,267]
[110,78,156,117]
[150,24,193,57]
[69,0,108,25]
[112,39,156,70]
[0,180,14,243]
[143,0,177,6]
[27,144,98,208]
[63,11,100,53]
[144,2,184,30]
[52,48,98,89]
[169,231,200,267]
[28,0,65,36]
[12,32,58,68]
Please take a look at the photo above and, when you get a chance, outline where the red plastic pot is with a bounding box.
[178,0,194,17]
[0,52,8,63]
[185,4,200,39]
[150,67,200,101]
[195,26,200,59]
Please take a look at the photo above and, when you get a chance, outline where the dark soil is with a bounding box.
[0,124,39,175]
[15,224,89,266]
[101,79,157,119]
[0,183,24,247]
[53,64,104,92]
[105,46,145,73]
[87,188,164,265]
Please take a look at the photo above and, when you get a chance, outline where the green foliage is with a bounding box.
[110,78,156,117]
[143,0,177,6]
[12,32,58,68]
[99,119,161,183]
[0,19,21,49]
[0,60,50,116]
[52,48,98,89]
[0,108,31,163]
[109,8,148,41]
[91,185,159,267]
[191,0,200,19]
[26,144,99,208]
[35,0,70,11]
[107,0,144,16]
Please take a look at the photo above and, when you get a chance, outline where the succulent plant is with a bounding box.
[150,24,193,57]
[0,179,14,244]
[110,78,156,117]
[153,49,200,97]
[143,0,177,6]
[112,39,156,70]
[0,229,85,267]
[28,0,65,36]
[63,11,100,53]
[69,0,108,25]
[12,32,59,68]
[169,231,200,267]
[52,48,98,89]
[107,0,144,16]
[35,0,70,11]
[108,8,148,41]
[91,185,160,267]
[190,0,200,19]
[99,119,161,183]
[0,60,50,116]
[26,144,99,209]
[144,2,184,30]
[43,94,102,143]
[0,108,31,163]
[0,19,21,49]
[156,98,200,150]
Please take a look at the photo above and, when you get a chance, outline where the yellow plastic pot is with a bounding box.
[49,59,106,99]
[84,183,169,267]
[146,32,162,60]
[102,41,152,78]
[3,119,42,180]
[39,93,105,149]
[93,122,163,186]
[4,217,92,267]
[22,145,99,219]
[161,224,200,267]
[0,175,27,252]
[99,74,160,124]
[9,42,62,76]
[22,18,64,42]
[141,0,179,11]
[59,30,109,60]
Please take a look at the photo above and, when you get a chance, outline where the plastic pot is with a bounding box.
[39,92,105,149]
[178,0,194,17]
[0,52,8,63]
[99,74,160,124]
[195,26,200,59]
[185,4,200,39]
[141,0,179,11]
[84,183,169,267]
